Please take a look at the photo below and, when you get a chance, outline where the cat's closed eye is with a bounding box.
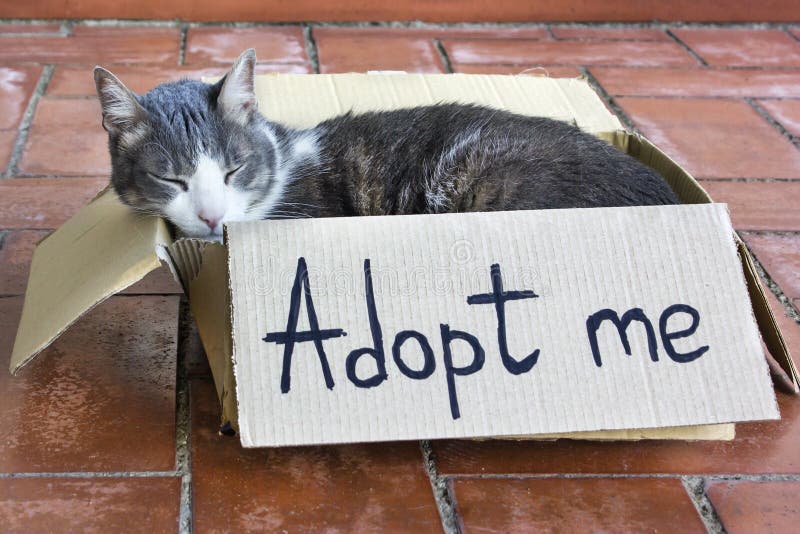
[148,172,188,192]
[225,164,244,185]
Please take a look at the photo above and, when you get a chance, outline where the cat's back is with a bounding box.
[306,104,679,214]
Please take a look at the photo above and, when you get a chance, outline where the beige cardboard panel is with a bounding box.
[227,204,777,447]
[10,189,172,373]
[187,242,230,401]
[245,73,623,134]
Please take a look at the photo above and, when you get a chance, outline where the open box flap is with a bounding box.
[9,188,172,373]
[204,73,625,134]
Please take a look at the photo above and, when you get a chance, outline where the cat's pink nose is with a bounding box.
[199,214,221,231]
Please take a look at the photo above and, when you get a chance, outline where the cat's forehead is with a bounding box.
[137,80,226,162]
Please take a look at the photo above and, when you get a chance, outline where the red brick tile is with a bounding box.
[551,27,671,41]
[618,98,800,179]
[452,478,705,532]
[743,233,800,301]
[699,182,800,231]
[19,98,108,176]
[591,68,800,98]
[0,296,178,472]
[443,39,698,67]
[0,177,108,230]
[0,27,180,65]
[183,320,212,379]
[452,63,581,77]
[759,100,800,138]
[0,230,179,296]
[672,28,800,67]
[122,269,182,295]
[190,378,442,532]
[0,477,180,532]
[316,30,444,73]
[707,480,800,533]
[433,388,800,476]
[0,66,41,130]
[184,26,307,65]
[47,63,311,97]
[762,283,800,372]
[0,130,15,169]
[0,230,49,295]
[0,23,62,34]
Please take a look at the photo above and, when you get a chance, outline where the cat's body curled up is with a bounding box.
[94,49,678,238]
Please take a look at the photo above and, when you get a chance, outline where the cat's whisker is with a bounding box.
[273,201,322,210]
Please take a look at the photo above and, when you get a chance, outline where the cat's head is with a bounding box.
[94,49,281,238]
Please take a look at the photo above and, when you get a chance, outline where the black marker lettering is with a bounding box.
[441,324,486,420]
[659,304,709,363]
[586,308,658,367]
[263,257,346,393]
[346,259,388,388]
[392,330,435,380]
[467,263,540,374]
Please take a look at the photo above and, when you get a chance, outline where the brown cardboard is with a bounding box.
[9,188,172,373]
[9,73,796,445]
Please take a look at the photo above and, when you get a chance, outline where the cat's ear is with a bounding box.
[217,48,257,125]
[93,67,147,134]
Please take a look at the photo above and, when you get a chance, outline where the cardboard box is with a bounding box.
[9,74,797,446]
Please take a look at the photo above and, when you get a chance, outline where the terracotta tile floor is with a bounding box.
[0,21,799,532]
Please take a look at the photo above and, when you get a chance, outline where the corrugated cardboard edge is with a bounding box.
[10,189,172,373]
[628,135,798,391]
[485,424,735,441]
[186,241,239,431]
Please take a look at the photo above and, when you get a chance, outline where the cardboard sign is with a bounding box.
[227,204,778,447]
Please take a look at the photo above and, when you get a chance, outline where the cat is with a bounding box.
[93,48,679,239]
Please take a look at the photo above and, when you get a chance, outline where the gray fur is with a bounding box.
[95,49,678,237]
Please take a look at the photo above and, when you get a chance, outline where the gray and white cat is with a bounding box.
[94,49,678,238]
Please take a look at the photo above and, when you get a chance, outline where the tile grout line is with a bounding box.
[59,20,73,36]
[665,29,710,67]
[175,297,194,534]
[178,24,188,66]
[746,97,800,150]
[3,64,54,179]
[745,241,800,321]
[579,66,639,133]
[607,96,800,102]
[420,441,461,533]
[682,477,726,533]
[0,471,181,478]
[433,38,454,73]
[448,63,800,71]
[0,19,798,30]
[445,473,800,481]
[785,28,800,44]
[303,24,320,74]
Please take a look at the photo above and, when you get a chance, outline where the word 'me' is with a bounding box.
[264,258,708,420]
